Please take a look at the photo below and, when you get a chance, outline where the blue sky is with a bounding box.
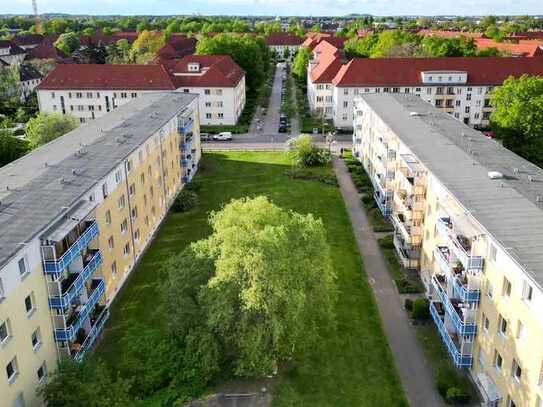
[2,0,542,16]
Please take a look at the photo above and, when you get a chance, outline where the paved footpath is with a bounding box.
[334,157,444,407]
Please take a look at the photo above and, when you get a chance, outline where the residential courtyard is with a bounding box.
[96,151,407,406]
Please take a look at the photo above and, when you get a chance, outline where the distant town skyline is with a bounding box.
[1,0,543,17]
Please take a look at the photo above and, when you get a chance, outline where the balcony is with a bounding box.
[431,275,477,336]
[374,191,392,217]
[436,218,483,270]
[452,272,481,303]
[43,221,99,274]
[49,250,103,309]
[178,117,194,134]
[54,278,106,342]
[373,174,393,198]
[393,233,420,269]
[391,213,421,246]
[430,301,473,368]
[73,307,110,362]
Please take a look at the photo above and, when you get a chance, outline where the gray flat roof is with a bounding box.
[360,94,543,287]
[0,92,197,268]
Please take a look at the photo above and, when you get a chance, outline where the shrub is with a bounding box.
[446,387,470,404]
[172,190,198,213]
[411,298,430,321]
[361,195,374,205]
[404,298,413,312]
[184,181,201,192]
[378,234,394,249]
[286,135,331,167]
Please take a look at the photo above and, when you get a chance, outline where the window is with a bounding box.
[466,93,472,101]
[507,398,516,407]
[25,293,35,315]
[120,219,128,234]
[0,319,10,344]
[18,258,27,278]
[111,261,117,276]
[131,92,137,98]
[123,243,130,257]
[455,100,461,107]
[426,88,432,95]
[383,87,390,93]
[108,236,114,250]
[343,101,348,108]
[6,357,18,382]
[516,320,525,341]
[118,195,126,210]
[502,277,512,298]
[140,173,145,185]
[488,243,497,261]
[465,106,470,114]
[218,113,224,119]
[205,102,211,107]
[498,314,508,336]
[76,92,82,98]
[522,281,533,303]
[343,89,349,95]
[51,92,55,98]
[494,350,503,371]
[483,315,490,333]
[134,229,140,241]
[120,92,127,99]
[31,328,41,350]
[126,160,132,173]
[102,182,108,198]
[204,89,211,95]
[206,113,212,119]
[105,210,111,225]
[37,361,47,383]
[129,183,136,196]
[131,207,138,220]
[115,169,123,184]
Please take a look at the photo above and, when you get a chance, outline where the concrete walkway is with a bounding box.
[333,158,444,407]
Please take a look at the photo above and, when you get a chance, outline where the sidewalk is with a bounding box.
[333,157,444,407]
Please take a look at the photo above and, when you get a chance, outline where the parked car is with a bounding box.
[200,133,212,142]
[212,132,233,141]
[278,125,288,133]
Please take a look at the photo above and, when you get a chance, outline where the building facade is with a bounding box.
[307,49,543,131]
[265,33,304,59]
[0,92,200,407]
[36,57,246,127]
[353,94,543,407]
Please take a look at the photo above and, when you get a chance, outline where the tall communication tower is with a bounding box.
[32,0,42,34]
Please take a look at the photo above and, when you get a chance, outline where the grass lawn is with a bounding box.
[96,152,407,406]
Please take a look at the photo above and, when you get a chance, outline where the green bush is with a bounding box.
[446,387,470,404]
[172,190,198,213]
[378,234,394,249]
[286,135,331,167]
[411,298,430,321]
[404,298,413,312]
[361,194,374,205]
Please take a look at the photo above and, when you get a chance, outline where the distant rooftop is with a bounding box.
[0,92,197,268]
[359,93,543,288]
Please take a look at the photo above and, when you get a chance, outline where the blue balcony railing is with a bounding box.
[74,308,110,362]
[178,117,194,135]
[432,276,477,336]
[49,251,103,309]
[436,218,483,271]
[44,221,99,274]
[54,278,106,342]
[374,191,392,217]
[430,302,473,368]
[373,174,393,198]
[434,246,451,274]
[452,275,481,303]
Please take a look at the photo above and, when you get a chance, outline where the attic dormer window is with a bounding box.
[188,63,200,72]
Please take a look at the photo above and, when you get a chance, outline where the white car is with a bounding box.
[213,132,233,141]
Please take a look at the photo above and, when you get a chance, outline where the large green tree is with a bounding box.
[292,47,311,79]
[25,112,78,148]
[491,75,543,167]
[0,130,29,167]
[54,32,81,55]
[162,196,337,377]
[0,64,22,106]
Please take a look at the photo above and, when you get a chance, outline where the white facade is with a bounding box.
[38,90,164,124]
[332,83,495,130]
[177,76,246,126]
[270,44,300,59]
[20,77,42,102]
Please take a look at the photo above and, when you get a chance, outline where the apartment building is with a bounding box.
[307,44,543,130]
[169,55,246,126]
[353,93,543,407]
[36,56,246,127]
[0,40,26,66]
[265,33,304,59]
[0,92,200,407]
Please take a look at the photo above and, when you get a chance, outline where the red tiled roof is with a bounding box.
[332,57,543,87]
[302,35,345,51]
[37,64,175,90]
[265,33,304,46]
[12,34,45,47]
[310,41,343,83]
[169,55,245,88]
[475,38,543,57]
[25,39,72,62]
[157,37,197,60]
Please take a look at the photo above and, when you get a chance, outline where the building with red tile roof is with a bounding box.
[156,37,197,61]
[36,55,246,126]
[417,29,483,39]
[0,40,26,65]
[265,32,304,59]
[306,54,543,131]
[474,38,543,57]
[25,39,73,64]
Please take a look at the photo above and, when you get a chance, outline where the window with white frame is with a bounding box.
[25,293,35,315]
[123,243,130,257]
[111,261,117,276]
[502,277,512,298]
[120,219,128,234]
[17,257,27,278]
[31,328,41,350]
[487,281,494,301]
[488,243,497,262]
[105,210,111,225]
[494,350,503,371]
[37,361,47,383]
[511,359,522,381]
[498,314,508,336]
[0,319,10,344]
[6,357,18,382]
[516,320,525,341]
[108,236,114,250]
[118,195,126,210]
[521,281,533,303]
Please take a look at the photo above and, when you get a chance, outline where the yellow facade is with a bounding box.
[354,96,543,407]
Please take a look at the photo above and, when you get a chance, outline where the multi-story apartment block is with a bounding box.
[308,43,543,130]
[265,33,304,59]
[169,55,246,126]
[0,92,200,407]
[353,93,543,407]
[36,56,246,127]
